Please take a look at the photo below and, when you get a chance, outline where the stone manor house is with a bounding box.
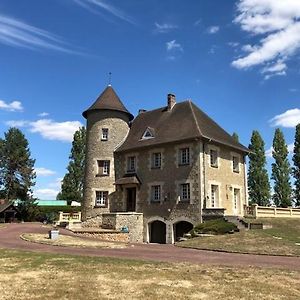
[82,85,249,244]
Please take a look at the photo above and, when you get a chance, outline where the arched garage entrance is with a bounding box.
[174,221,193,241]
[149,220,166,244]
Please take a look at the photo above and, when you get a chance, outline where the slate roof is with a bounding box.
[82,85,134,120]
[116,100,249,153]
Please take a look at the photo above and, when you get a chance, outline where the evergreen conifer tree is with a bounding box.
[271,128,292,207]
[0,128,38,220]
[292,123,300,206]
[248,130,271,205]
[58,127,86,203]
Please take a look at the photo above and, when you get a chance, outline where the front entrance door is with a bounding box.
[126,188,136,212]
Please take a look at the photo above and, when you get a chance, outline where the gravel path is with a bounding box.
[1,223,300,270]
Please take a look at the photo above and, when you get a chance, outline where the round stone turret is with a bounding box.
[82,85,133,221]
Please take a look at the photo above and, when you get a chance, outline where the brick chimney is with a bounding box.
[167,93,176,110]
[138,109,147,114]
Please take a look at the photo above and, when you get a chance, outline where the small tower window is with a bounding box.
[101,128,109,141]
[95,191,108,207]
[97,160,110,176]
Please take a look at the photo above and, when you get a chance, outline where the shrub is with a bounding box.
[193,219,238,235]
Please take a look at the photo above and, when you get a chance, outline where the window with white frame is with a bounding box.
[97,160,110,176]
[127,156,136,173]
[142,128,154,139]
[210,185,218,207]
[95,191,108,207]
[210,149,218,167]
[96,160,110,176]
[233,188,240,210]
[179,147,190,165]
[101,128,108,141]
[151,185,161,202]
[232,156,240,173]
[151,152,161,169]
[180,183,190,202]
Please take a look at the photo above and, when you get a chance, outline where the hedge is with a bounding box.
[191,218,238,235]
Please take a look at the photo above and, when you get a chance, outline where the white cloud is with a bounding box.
[166,40,183,52]
[0,14,81,54]
[207,26,219,34]
[73,0,136,25]
[232,0,300,78]
[154,22,178,33]
[228,42,239,48]
[270,108,300,128]
[5,120,28,127]
[0,100,23,111]
[35,167,56,177]
[266,143,294,157]
[38,112,49,117]
[34,188,59,199]
[29,119,82,142]
[289,88,298,92]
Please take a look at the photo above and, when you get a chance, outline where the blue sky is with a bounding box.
[0,0,299,199]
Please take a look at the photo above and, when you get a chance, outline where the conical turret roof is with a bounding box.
[82,85,134,120]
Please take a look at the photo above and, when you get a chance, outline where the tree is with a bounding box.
[247,130,271,205]
[232,132,239,143]
[0,128,36,200]
[0,128,38,220]
[271,128,292,207]
[58,127,86,203]
[292,123,300,206]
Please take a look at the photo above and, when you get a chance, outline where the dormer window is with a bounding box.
[141,127,154,140]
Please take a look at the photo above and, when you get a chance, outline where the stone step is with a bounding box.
[224,216,249,230]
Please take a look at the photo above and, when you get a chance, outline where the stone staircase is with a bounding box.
[224,216,249,231]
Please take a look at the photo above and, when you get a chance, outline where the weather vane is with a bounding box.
[108,72,112,86]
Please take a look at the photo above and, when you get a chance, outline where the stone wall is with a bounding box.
[82,110,130,220]
[75,232,129,243]
[202,142,247,216]
[114,140,203,224]
[102,212,143,243]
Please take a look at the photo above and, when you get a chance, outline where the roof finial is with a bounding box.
[108,72,112,86]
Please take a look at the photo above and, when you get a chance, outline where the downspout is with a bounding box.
[202,140,207,222]
[243,155,249,214]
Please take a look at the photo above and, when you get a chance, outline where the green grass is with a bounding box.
[178,218,300,256]
[1,249,300,300]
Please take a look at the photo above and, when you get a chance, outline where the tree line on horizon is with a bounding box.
[0,124,299,213]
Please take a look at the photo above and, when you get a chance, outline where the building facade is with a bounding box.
[82,85,249,243]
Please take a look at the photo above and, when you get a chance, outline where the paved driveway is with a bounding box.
[1,223,300,270]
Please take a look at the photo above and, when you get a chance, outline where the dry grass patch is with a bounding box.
[21,233,126,249]
[179,218,300,256]
[0,249,300,300]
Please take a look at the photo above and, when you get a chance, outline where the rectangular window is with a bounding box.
[180,183,190,201]
[179,148,190,165]
[211,185,218,207]
[97,160,110,176]
[210,149,218,167]
[101,128,108,141]
[127,156,136,173]
[232,156,240,173]
[151,152,161,169]
[234,189,240,210]
[95,191,108,207]
[151,185,161,202]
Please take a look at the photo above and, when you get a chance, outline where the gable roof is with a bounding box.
[116,100,249,153]
[82,85,134,120]
[0,201,17,213]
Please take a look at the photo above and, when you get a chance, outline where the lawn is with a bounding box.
[178,218,300,256]
[1,249,300,300]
